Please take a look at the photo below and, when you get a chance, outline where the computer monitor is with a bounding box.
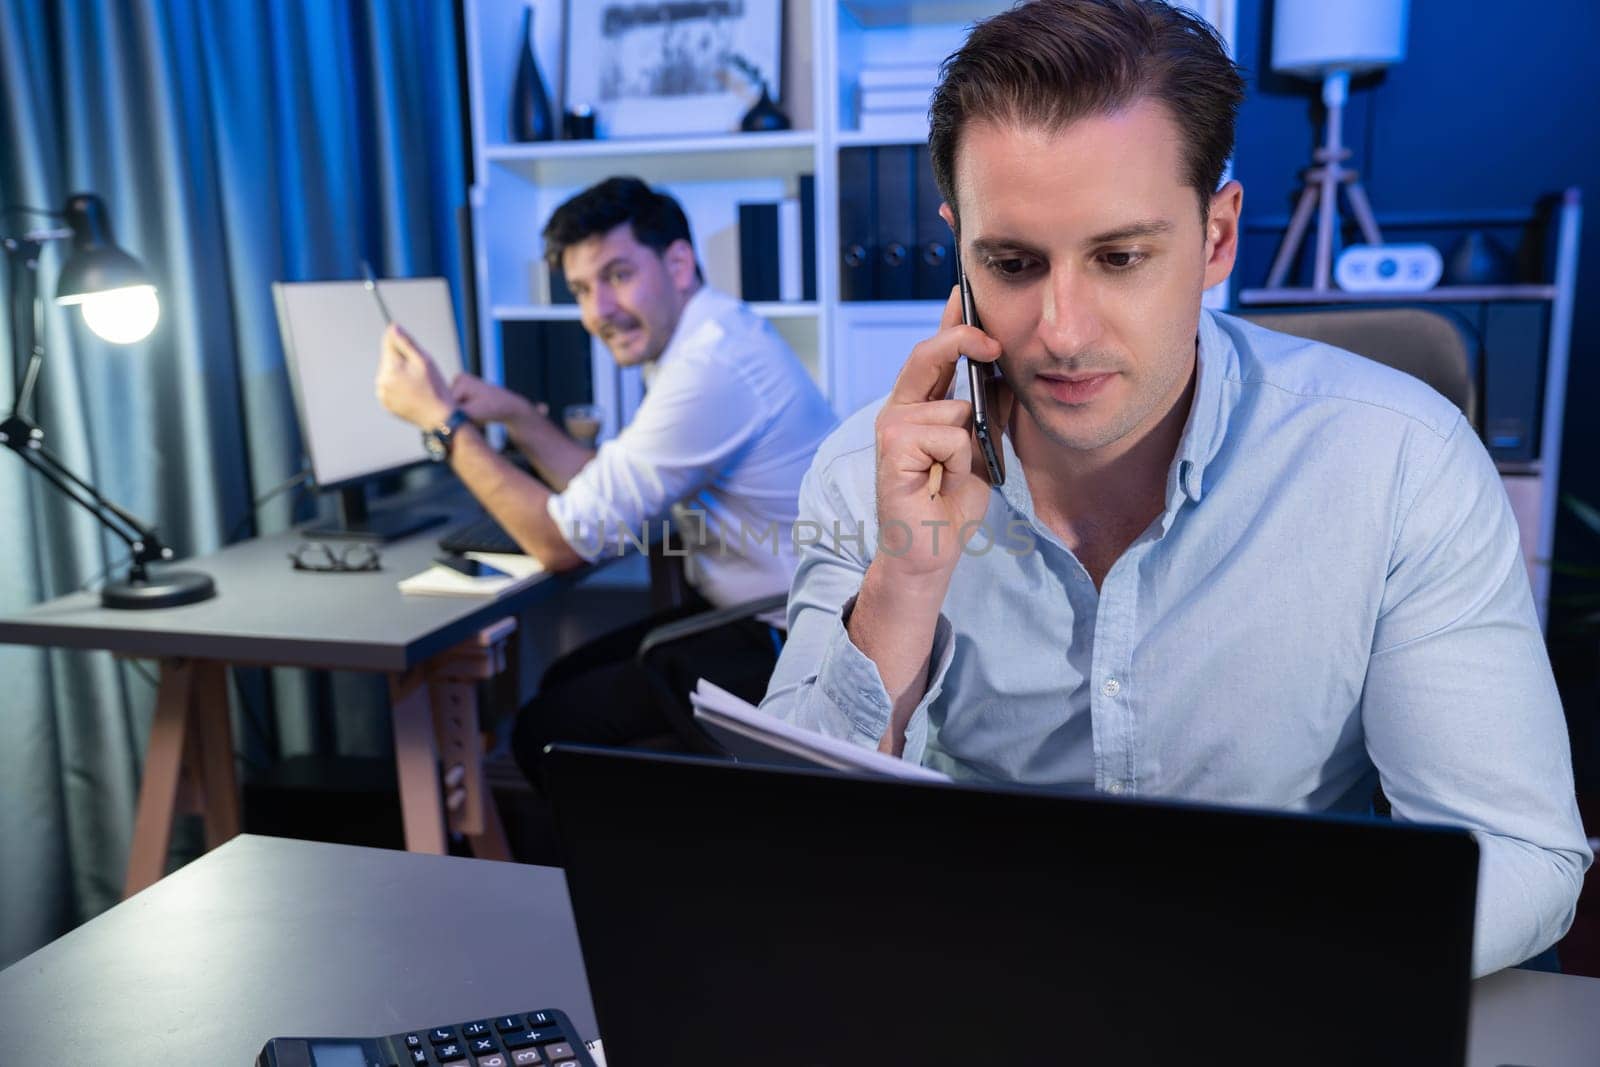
[273,277,466,541]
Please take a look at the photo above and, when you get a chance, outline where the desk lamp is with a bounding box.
[1265,0,1410,292]
[2,193,215,608]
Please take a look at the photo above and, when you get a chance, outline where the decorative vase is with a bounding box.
[1445,231,1516,287]
[740,82,791,132]
[510,4,554,142]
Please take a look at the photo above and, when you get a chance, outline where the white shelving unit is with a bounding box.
[460,1,1237,431]
[460,0,1024,433]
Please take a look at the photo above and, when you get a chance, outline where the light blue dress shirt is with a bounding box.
[761,309,1592,977]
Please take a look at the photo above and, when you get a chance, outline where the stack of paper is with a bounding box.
[690,679,950,782]
[397,552,547,598]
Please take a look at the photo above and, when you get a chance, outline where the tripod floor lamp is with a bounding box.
[3,193,215,609]
[1265,0,1410,293]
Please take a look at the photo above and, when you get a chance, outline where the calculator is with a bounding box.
[256,1007,597,1067]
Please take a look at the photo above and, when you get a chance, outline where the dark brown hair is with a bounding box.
[928,0,1244,222]
[542,176,700,278]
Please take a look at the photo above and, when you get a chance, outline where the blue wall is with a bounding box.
[1229,0,1600,771]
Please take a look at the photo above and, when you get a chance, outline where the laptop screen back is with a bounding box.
[545,747,1477,1067]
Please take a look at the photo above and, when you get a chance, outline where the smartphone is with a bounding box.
[433,554,510,579]
[959,258,1006,486]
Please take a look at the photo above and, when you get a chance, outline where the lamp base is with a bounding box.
[102,569,217,610]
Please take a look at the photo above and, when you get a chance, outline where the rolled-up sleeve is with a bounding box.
[759,444,957,764]
[548,353,764,559]
[1363,414,1592,976]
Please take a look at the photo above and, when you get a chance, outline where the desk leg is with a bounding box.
[389,669,448,855]
[191,661,241,849]
[124,660,196,898]
[430,674,512,862]
[123,660,244,898]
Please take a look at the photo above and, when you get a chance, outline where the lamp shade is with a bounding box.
[54,245,153,302]
[52,193,160,343]
[1272,0,1409,78]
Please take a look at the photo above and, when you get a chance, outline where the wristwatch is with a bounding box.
[422,409,470,462]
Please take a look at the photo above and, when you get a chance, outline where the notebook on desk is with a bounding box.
[544,746,1480,1066]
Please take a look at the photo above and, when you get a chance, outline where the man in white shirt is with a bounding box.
[376,176,837,787]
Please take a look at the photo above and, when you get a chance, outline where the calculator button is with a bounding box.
[504,1028,562,1049]
[463,1022,491,1038]
[475,1056,508,1067]
[541,1043,574,1061]
[404,1034,424,1049]
[550,1061,578,1067]
[524,1012,557,1029]
[430,1028,457,1044]
[494,1016,524,1034]
[407,1051,429,1066]
[436,1041,467,1062]
[509,1051,543,1066]
[469,1037,499,1056]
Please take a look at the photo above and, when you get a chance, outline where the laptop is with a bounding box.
[543,746,1479,1066]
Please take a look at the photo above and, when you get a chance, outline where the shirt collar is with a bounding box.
[647,286,730,378]
[1167,308,1236,505]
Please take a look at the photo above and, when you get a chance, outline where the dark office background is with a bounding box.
[1228,0,1600,792]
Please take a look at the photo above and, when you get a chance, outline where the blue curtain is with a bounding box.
[0,0,467,967]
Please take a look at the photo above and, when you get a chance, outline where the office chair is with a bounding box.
[635,591,790,754]
[1237,307,1476,424]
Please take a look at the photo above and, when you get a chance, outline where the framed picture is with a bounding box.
[564,0,784,139]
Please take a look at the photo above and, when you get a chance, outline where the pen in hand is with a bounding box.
[360,259,395,327]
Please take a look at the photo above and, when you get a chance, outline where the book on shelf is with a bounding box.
[856,109,929,139]
[857,63,941,92]
[860,86,935,112]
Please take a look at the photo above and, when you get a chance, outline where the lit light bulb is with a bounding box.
[74,285,160,344]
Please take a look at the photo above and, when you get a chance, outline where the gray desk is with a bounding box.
[0,514,596,895]
[0,835,1594,1067]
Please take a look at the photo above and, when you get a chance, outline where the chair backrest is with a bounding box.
[1237,307,1476,424]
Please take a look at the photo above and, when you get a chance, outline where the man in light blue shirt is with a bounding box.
[761,0,1590,977]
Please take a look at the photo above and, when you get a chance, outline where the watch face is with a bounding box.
[422,429,447,461]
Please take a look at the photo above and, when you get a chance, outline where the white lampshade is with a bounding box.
[1272,0,1409,78]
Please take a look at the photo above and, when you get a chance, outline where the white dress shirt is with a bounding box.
[548,288,837,620]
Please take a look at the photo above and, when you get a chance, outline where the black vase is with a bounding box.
[510,4,554,142]
[740,83,791,133]
[1445,231,1516,287]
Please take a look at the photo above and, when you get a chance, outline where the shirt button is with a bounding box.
[1106,781,1124,795]
[1101,678,1121,697]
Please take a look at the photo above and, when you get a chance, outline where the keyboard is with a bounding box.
[439,514,524,555]
[256,1006,596,1066]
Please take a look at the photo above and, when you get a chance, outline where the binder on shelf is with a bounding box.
[873,145,917,301]
[799,174,817,301]
[738,202,781,302]
[838,148,876,301]
[914,144,956,299]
